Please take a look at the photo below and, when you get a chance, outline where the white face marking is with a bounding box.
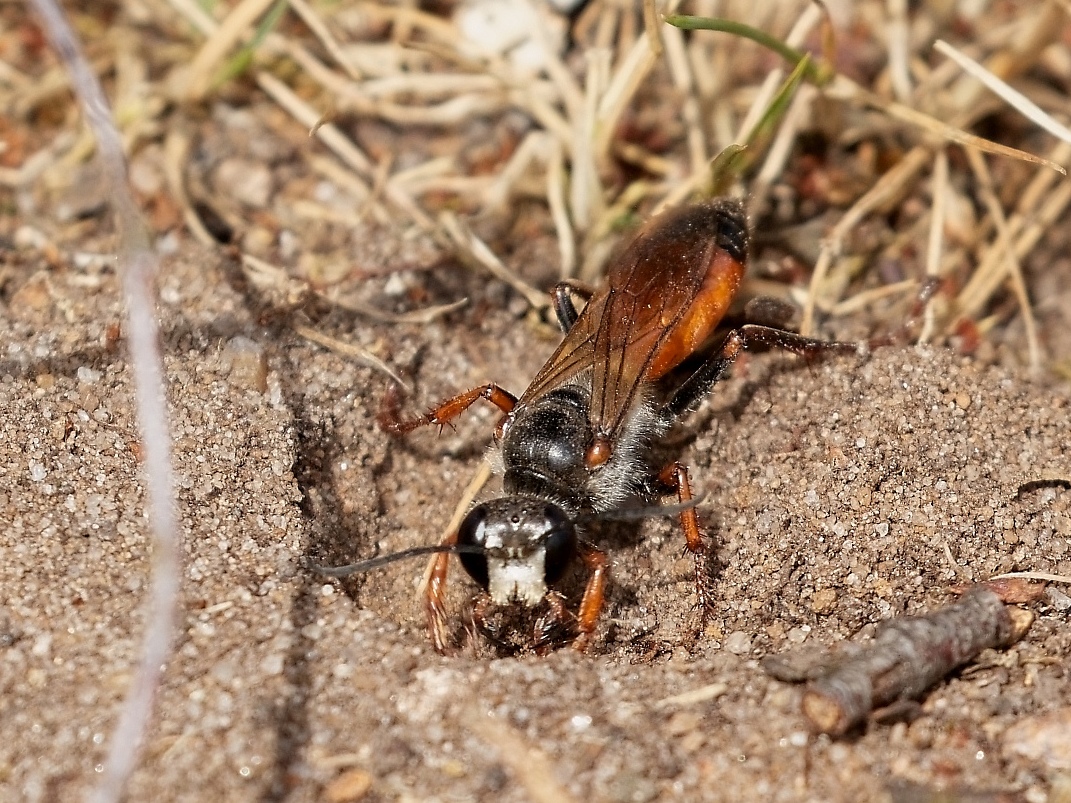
[487,550,547,606]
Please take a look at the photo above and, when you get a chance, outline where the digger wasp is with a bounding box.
[316,198,859,654]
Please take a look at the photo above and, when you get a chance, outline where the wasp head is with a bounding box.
[456,497,577,606]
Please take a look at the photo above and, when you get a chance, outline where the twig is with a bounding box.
[990,571,1071,585]
[763,587,1034,736]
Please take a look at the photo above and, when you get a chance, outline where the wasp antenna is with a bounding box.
[579,493,708,524]
[305,544,486,577]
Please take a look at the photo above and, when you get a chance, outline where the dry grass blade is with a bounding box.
[836,80,1067,175]
[522,0,583,121]
[661,19,706,175]
[749,83,813,217]
[661,3,823,212]
[165,0,431,231]
[252,71,432,230]
[570,47,609,234]
[545,137,576,278]
[595,1,679,168]
[934,39,1071,147]
[830,280,918,318]
[483,131,550,212]
[418,460,493,600]
[885,0,912,102]
[654,682,728,709]
[801,146,930,335]
[28,3,182,802]
[287,0,362,81]
[918,149,948,344]
[163,129,219,248]
[163,0,215,37]
[0,131,76,188]
[464,708,580,803]
[954,141,1071,325]
[292,323,410,391]
[439,211,548,310]
[185,0,277,100]
[240,253,311,303]
[962,148,1042,373]
[328,295,468,325]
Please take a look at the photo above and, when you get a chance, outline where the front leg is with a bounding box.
[572,541,609,653]
[381,382,517,435]
[533,591,576,653]
[423,531,457,654]
[469,592,508,649]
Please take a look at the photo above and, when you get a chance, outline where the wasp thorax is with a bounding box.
[502,386,593,491]
[456,497,577,606]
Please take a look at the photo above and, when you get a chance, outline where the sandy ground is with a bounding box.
[2,243,1070,803]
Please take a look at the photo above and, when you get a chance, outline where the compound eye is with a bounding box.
[456,505,489,590]
[541,505,576,585]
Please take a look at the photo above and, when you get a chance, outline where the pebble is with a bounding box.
[810,588,838,615]
[323,769,373,802]
[1003,708,1071,770]
[77,366,103,384]
[222,336,269,393]
[215,158,273,208]
[725,631,752,655]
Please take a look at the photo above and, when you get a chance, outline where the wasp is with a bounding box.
[324,199,858,654]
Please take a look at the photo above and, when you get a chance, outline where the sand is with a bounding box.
[1,245,1069,802]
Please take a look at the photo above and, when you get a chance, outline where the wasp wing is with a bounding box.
[519,199,749,439]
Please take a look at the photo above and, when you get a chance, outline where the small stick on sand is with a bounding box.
[763,585,1036,736]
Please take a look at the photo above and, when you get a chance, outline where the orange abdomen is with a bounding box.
[645,249,745,380]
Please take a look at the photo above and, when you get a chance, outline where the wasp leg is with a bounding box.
[551,281,596,333]
[469,592,507,646]
[381,383,518,435]
[572,541,609,652]
[664,324,858,421]
[423,531,457,654]
[657,462,714,618]
[743,296,798,329]
[533,591,576,653]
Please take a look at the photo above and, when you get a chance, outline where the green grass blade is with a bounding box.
[665,14,833,86]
